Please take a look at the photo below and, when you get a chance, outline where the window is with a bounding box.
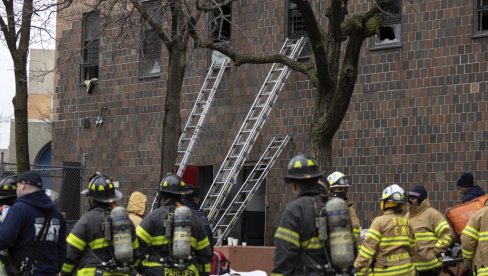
[81,12,101,81]
[372,0,402,48]
[286,1,311,58]
[475,0,488,35]
[210,3,231,64]
[140,1,161,76]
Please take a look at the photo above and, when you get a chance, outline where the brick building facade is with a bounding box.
[54,0,488,245]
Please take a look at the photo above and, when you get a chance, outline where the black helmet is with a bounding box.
[159,173,192,196]
[284,154,324,182]
[81,173,122,203]
[0,176,17,200]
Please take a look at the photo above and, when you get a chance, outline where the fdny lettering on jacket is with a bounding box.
[392,217,410,236]
[34,217,61,241]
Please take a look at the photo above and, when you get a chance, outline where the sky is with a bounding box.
[0,46,15,149]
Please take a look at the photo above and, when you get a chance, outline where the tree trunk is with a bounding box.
[13,59,30,173]
[159,45,186,179]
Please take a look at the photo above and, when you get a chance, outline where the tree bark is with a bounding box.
[159,44,186,179]
[13,58,30,173]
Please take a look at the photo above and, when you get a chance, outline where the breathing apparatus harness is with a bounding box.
[146,203,195,272]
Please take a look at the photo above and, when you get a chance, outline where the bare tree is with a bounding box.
[0,0,70,172]
[192,0,392,172]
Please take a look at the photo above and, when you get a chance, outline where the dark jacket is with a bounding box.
[182,199,214,247]
[136,200,213,276]
[272,188,328,275]
[463,185,486,203]
[0,190,67,275]
[62,203,139,275]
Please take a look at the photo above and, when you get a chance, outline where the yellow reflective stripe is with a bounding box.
[151,235,169,245]
[67,233,87,251]
[136,225,152,244]
[434,221,449,236]
[196,237,210,250]
[275,227,300,247]
[479,233,488,241]
[300,237,323,249]
[204,263,211,272]
[141,260,163,267]
[89,237,110,249]
[368,228,382,240]
[132,239,139,249]
[62,263,75,273]
[462,248,474,259]
[379,237,410,246]
[76,267,131,275]
[415,232,436,241]
[463,225,480,240]
[372,262,414,275]
[359,245,375,259]
[271,274,283,276]
[366,232,380,242]
[414,257,442,271]
[478,267,488,276]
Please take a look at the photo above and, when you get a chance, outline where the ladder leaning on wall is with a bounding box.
[150,58,229,211]
[212,135,291,245]
[200,37,306,224]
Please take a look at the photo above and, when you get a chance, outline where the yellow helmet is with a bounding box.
[326,171,351,188]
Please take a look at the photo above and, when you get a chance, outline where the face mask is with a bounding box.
[333,191,348,200]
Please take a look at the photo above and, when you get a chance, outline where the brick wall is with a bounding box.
[54,0,488,244]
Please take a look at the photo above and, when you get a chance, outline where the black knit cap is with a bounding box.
[15,171,42,188]
[408,185,428,203]
[457,172,474,188]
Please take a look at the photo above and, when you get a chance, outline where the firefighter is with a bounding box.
[326,171,362,242]
[272,153,329,275]
[406,185,451,275]
[62,173,139,275]
[354,184,416,276]
[136,173,212,276]
[460,200,488,275]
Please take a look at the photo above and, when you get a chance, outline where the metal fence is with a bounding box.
[0,158,85,227]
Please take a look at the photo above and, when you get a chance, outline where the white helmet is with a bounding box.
[326,171,351,188]
[381,184,406,203]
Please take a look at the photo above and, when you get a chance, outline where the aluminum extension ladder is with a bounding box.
[176,58,229,177]
[201,37,305,224]
[213,135,291,245]
[150,58,229,211]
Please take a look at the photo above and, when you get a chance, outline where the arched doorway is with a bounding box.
[34,142,52,189]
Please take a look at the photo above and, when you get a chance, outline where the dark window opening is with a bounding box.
[140,1,161,76]
[211,3,231,43]
[286,1,311,59]
[81,12,100,81]
[373,0,401,47]
[476,0,488,33]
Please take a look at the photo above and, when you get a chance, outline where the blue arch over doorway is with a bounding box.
[34,142,52,189]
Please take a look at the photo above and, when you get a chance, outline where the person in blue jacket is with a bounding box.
[0,171,67,275]
[456,172,486,203]
[182,186,214,248]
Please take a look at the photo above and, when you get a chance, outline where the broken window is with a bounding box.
[211,3,232,43]
[286,1,311,59]
[140,0,161,76]
[374,0,402,48]
[81,12,100,81]
[476,0,488,34]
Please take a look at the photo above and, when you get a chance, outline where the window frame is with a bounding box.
[209,2,232,65]
[370,0,402,50]
[285,0,312,60]
[473,0,488,38]
[139,0,162,78]
[80,12,101,83]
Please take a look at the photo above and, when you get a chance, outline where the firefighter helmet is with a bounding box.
[380,184,406,211]
[159,173,192,195]
[284,154,324,182]
[0,176,17,200]
[327,171,351,188]
[81,173,122,203]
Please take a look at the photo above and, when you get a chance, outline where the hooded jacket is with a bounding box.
[0,190,67,275]
[354,209,416,276]
[463,185,486,203]
[406,199,452,271]
[128,192,147,227]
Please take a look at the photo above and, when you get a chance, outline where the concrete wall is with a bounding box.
[53,0,488,244]
[8,120,52,164]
